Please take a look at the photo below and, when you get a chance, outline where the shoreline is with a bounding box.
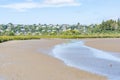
[0,39,106,80]
[85,38,120,53]
[52,39,120,80]
[84,38,120,80]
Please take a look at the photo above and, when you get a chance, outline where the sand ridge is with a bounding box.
[85,38,120,53]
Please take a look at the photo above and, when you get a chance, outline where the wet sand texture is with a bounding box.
[0,39,106,80]
[85,38,120,52]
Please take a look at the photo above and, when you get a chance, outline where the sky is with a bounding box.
[0,0,120,25]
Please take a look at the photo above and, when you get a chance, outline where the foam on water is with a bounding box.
[52,40,120,80]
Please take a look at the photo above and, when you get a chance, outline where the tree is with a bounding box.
[9,31,15,36]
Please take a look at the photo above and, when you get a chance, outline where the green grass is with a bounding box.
[0,34,120,43]
[0,36,41,43]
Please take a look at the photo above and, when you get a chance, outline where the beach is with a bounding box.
[0,39,106,80]
[51,39,120,80]
[84,38,120,80]
[85,38,120,53]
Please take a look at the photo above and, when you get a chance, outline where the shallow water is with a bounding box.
[51,40,120,80]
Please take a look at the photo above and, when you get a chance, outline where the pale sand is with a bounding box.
[0,39,106,80]
[85,38,120,53]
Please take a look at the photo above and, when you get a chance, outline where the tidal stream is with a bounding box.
[51,40,120,80]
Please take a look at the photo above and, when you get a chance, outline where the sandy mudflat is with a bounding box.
[85,38,120,53]
[0,39,106,80]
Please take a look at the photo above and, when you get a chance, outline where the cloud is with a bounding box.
[0,2,39,11]
[44,0,76,4]
[0,0,80,11]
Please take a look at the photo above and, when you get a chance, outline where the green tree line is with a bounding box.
[0,18,120,36]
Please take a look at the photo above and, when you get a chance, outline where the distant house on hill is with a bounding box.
[61,24,69,31]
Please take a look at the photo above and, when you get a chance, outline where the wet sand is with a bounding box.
[0,39,106,80]
[49,38,120,80]
[84,38,120,80]
[85,38,120,53]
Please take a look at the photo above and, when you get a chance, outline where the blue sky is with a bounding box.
[0,0,120,25]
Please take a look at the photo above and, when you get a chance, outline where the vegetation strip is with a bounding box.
[0,34,120,43]
[0,19,120,43]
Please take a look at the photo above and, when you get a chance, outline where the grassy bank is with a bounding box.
[0,34,120,43]
[0,36,41,43]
